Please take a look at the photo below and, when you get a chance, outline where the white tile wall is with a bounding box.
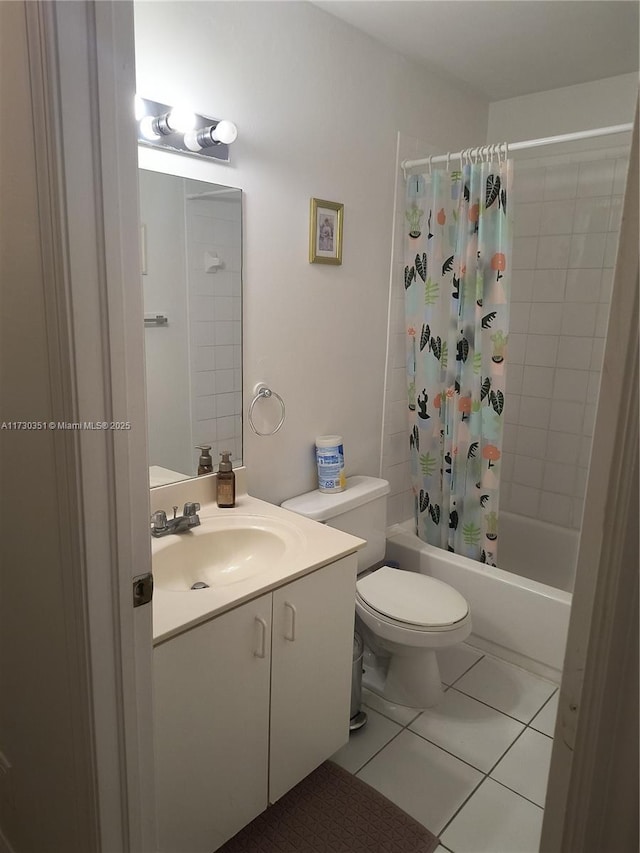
[186,191,243,469]
[500,148,628,529]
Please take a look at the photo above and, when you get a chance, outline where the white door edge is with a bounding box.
[540,105,639,850]
[27,2,156,850]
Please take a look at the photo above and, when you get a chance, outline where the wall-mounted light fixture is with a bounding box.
[136,96,237,162]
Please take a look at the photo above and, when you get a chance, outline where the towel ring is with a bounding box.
[248,384,286,436]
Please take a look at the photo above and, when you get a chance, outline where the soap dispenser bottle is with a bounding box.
[216,451,236,508]
[196,445,214,476]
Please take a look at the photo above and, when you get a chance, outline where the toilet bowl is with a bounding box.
[281,476,472,710]
[355,565,471,707]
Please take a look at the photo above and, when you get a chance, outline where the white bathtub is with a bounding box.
[386,512,577,679]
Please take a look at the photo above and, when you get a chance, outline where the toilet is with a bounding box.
[282,475,471,709]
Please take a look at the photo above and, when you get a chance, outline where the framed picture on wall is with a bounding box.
[309,198,343,265]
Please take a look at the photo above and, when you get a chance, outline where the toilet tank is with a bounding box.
[281,476,390,574]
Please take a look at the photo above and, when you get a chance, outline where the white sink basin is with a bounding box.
[152,514,306,592]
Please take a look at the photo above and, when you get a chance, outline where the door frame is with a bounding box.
[540,105,639,850]
[25,1,156,849]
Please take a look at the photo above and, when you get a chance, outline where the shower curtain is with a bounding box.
[404,159,513,565]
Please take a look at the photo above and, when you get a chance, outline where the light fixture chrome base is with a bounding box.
[136,96,232,162]
[349,710,368,732]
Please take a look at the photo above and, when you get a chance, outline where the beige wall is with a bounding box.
[134,0,489,505]
[487,73,638,145]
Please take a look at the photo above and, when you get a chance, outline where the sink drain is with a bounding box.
[190,581,210,590]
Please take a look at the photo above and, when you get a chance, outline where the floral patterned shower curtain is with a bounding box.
[404,159,513,565]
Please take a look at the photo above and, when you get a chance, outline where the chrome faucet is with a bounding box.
[151,502,201,537]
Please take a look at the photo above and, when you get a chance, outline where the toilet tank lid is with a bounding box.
[281,475,390,522]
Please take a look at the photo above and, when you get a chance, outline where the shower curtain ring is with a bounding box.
[446,151,451,172]
[427,155,433,175]
[504,141,509,161]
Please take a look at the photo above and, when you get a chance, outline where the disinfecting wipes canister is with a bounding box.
[315,435,346,493]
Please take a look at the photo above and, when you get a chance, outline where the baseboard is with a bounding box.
[466,634,562,685]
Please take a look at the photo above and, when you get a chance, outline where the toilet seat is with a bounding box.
[355,595,470,634]
[356,566,469,630]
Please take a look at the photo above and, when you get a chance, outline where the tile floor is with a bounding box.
[331,644,559,853]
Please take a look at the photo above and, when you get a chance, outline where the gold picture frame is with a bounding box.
[309,198,343,265]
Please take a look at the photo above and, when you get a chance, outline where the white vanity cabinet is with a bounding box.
[153,553,357,853]
[153,592,272,853]
[269,557,357,801]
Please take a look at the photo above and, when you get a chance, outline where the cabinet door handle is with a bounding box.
[284,601,297,641]
[254,616,267,658]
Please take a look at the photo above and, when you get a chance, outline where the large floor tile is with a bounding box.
[362,687,421,726]
[357,729,483,835]
[530,689,558,737]
[409,687,525,772]
[490,727,553,806]
[330,707,401,774]
[453,655,557,723]
[437,644,484,686]
[440,777,543,853]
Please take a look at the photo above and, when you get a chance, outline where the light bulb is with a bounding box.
[184,121,238,151]
[183,130,204,152]
[167,107,197,133]
[211,120,238,145]
[143,107,197,137]
[139,115,161,140]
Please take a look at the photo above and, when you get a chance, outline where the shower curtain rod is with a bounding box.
[401,122,633,179]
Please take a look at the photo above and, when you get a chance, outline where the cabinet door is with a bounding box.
[154,595,272,853]
[269,555,356,802]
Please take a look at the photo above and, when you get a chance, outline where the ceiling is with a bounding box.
[314,1,639,100]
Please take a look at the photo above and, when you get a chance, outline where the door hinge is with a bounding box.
[133,572,153,607]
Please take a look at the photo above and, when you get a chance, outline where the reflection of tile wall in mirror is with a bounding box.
[140,170,242,486]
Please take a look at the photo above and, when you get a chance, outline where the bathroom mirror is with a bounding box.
[139,169,242,487]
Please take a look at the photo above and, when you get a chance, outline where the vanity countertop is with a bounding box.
[151,473,364,644]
